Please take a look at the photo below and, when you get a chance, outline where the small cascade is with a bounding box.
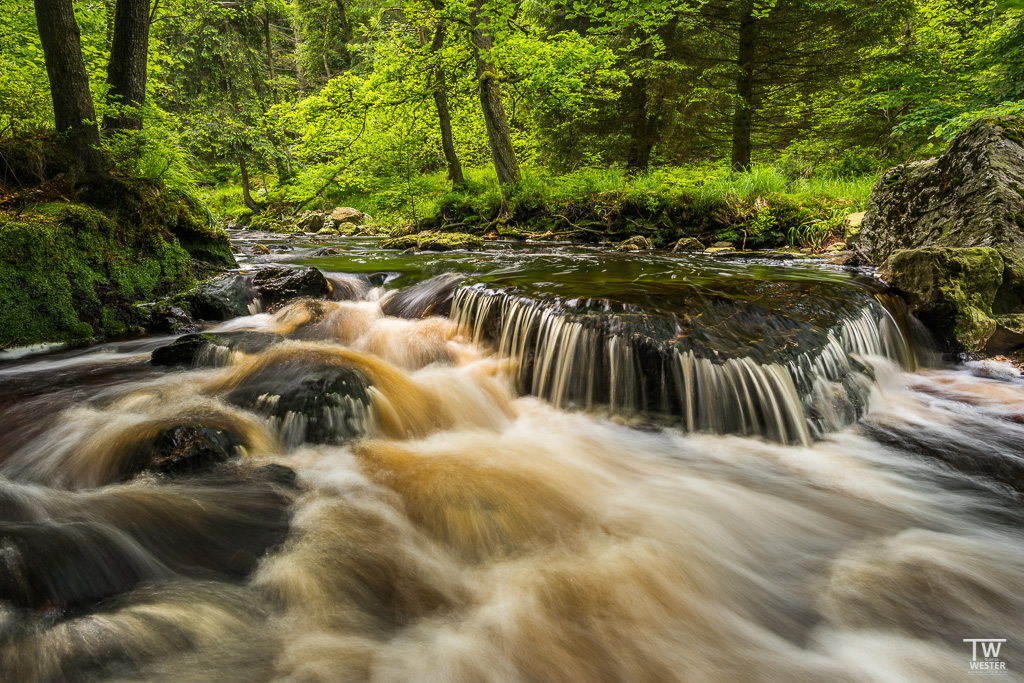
[452,286,915,444]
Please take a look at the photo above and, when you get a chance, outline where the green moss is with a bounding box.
[380,231,484,251]
[0,189,221,348]
[880,247,1004,352]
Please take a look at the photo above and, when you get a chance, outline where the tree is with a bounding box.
[470,0,520,212]
[427,21,465,187]
[104,0,151,132]
[33,0,106,177]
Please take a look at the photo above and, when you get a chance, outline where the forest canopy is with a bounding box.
[2,0,1023,227]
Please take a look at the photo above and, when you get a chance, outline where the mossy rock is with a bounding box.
[672,237,706,252]
[879,247,1004,352]
[380,231,483,252]
[0,203,197,348]
[616,235,654,251]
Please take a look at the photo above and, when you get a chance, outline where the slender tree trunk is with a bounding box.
[731,1,757,172]
[104,0,150,132]
[34,0,106,178]
[429,23,464,187]
[264,10,277,104]
[292,23,308,95]
[470,1,520,214]
[239,156,260,211]
[625,75,658,171]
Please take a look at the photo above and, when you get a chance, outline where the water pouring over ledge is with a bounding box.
[0,238,1023,682]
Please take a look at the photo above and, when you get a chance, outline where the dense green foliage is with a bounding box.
[2,0,1022,232]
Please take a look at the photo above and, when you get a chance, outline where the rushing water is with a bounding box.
[1,236,1023,682]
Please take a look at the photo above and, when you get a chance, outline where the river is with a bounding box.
[0,234,1022,682]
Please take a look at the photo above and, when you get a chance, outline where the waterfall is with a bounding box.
[451,285,915,444]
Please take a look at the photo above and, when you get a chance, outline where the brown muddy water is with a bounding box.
[1,236,1023,682]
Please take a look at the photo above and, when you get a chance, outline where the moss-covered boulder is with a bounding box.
[671,237,706,252]
[879,247,1004,352]
[616,235,654,251]
[0,185,236,348]
[862,117,1024,310]
[380,231,483,252]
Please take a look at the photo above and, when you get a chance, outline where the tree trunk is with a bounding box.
[239,156,260,212]
[34,0,106,177]
[429,23,464,188]
[104,0,150,132]
[470,1,520,214]
[292,23,308,95]
[625,75,658,171]
[264,9,278,104]
[730,1,757,172]
[332,0,353,66]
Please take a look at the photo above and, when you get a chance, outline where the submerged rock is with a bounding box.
[862,116,1024,350]
[879,247,1003,352]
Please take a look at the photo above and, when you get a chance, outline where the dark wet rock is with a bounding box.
[380,231,483,252]
[311,247,342,256]
[151,331,286,367]
[381,274,463,318]
[142,303,197,335]
[251,267,331,307]
[879,247,1004,352]
[617,236,654,251]
[151,333,217,366]
[181,274,256,321]
[403,246,420,255]
[251,244,270,255]
[862,117,1024,350]
[227,362,373,448]
[672,237,706,252]
[267,244,294,252]
[145,425,244,476]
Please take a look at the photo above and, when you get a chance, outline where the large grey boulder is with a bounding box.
[330,207,370,228]
[861,117,1024,352]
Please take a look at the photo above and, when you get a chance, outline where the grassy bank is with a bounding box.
[208,163,875,249]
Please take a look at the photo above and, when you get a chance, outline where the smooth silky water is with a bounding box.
[1,236,1023,682]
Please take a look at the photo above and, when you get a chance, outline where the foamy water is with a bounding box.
[0,287,1022,682]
